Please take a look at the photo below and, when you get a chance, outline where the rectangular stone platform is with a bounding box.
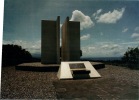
[15,61,105,73]
[15,62,60,72]
[91,62,105,69]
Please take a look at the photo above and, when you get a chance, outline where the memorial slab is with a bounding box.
[61,17,80,61]
[41,16,60,64]
[57,61,101,79]
[41,16,80,64]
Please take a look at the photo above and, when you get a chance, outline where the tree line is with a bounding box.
[1,44,139,69]
[2,44,32,67]
[122,46,139,69]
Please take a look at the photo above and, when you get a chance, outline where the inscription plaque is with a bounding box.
[69,63,85,69]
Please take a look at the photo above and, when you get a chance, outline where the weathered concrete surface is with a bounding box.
[41,16,60,64]
[57,61,101,79]
[61,17,80,61]
[56,16,60,64]
[61,17,69,61]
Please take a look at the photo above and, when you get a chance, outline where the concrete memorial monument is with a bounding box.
[57,61,101,79]
[41,16,80,64]
[41,16,60,64]
[41,16,101,79]
[61,17,80,61]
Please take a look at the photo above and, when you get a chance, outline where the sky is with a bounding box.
[2,0,139,58]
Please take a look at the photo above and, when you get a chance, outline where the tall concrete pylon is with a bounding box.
[61,17,80,61]
[41,16,60,64]
[41,16,80,64]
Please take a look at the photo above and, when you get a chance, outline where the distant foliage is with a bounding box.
[122,47,139,69]
[2,44,32,67]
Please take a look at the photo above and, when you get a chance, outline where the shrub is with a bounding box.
[2,44,32,67]
[122,47,139,69]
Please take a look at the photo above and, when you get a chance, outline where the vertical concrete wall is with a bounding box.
[41,16,60,64]
[61,17,70,61]
[62,17,80,61]
[56,16,60,63]
[41,16,80,63]
[69,21,80,61]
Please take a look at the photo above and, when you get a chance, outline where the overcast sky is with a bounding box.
[3,0,139,58]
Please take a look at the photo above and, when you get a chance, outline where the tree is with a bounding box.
[122,47,139,69]
[2,44,32,67]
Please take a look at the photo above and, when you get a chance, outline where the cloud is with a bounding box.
[102,44,109,49]
[92,9,102,17]
[81,40,139,58]
[81,43,123,57]
[131,33,139,40]
[100,32,103,36]
[131,27,139,40]
[80,34,90,40]
[96,8,125,24]
[135,27,139,32]
[122,28,128,33]
[70,10,94,30]
[88,47,96,50]
[96,9,102,15]
[3,40,41,54]
[101,44,120,50]
[111,44,119,50]
[120,41,139,45]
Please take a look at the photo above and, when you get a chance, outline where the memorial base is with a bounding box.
[57,61,101,80]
